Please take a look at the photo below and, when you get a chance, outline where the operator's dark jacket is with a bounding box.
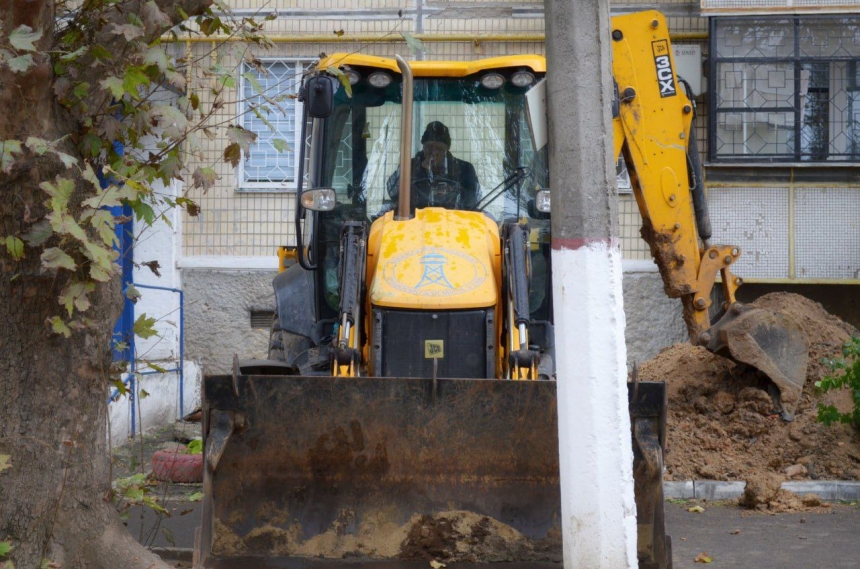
[387,151,481,210]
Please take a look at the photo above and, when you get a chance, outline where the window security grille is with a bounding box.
[239,60,313,189]
[709,16,860,162]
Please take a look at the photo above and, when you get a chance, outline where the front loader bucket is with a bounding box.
[198,375,672,569]
[703,304,808,420]
[198,374,563,569]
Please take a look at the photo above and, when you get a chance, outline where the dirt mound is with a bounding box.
[213,510,561,562]
[638,293,860,493]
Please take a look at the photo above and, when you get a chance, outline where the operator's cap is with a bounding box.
[421,121,451,147]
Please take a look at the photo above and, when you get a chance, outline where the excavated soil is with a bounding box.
[213,510,561,562]
[639,293,860,510]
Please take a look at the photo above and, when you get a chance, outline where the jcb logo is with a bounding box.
[425,340,444,359]
[652,40,676,98]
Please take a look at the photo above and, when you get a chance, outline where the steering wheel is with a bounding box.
[411,177,462,209]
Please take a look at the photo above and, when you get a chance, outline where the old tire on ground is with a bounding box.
[151,450,203,483]
[268,311,312,364]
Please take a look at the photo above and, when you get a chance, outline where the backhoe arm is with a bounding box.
[610,11,808,419]
[610,11,741,341]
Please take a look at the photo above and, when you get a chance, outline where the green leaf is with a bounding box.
[327,66,353,98]
[48,316,71,338]
[223,142,241,168]
[82,184,135,209]
[400,32,427,56]
[80,133,101,157]
[7,54,35,73]
[82,241,117,282]
[242,71,263,95]
[88,210,117,247]
[4,236,24,260]
[0,456,11,475]
[143,47,169,72]
[271,138,289,153]
[49,211,87,241]
[144,361,167,373]
[251,106,275,132]
[101,77,125,100]
[188,491,204,502]
[21,219,52,246]
[110,23,144,42]
[189,92,200,110]
[0,140,23,172]
[59,281,96,316]
[151,104,188,132]
[25,137,49,155]
[123,67,150,99]
[41,177,76,210]
[160,526,176,547]
[111,377,128,396]
[134,313,159,340]
[41,248,76,271]
[226,125,257,154]
[142,495,167,514]
[8,25,43,51]
[55,151,77,168]
[131,200,156,226]
[72,81,90,101]
[125,283,141,303]
[81,163,101,188]
[187,439,203,454]
[139,389,149,399]
[60,46,88,62]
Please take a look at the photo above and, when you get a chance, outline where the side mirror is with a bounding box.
[305,75,334,118]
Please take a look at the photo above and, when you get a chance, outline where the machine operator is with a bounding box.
[387,121,481,210]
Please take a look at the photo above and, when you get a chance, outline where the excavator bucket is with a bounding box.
[196,374,672,569]
[702,304,809,420]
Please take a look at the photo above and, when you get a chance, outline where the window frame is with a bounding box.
[708,15,860,164]
[236,57,312,193]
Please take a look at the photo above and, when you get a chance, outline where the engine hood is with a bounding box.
[367,208,501,310]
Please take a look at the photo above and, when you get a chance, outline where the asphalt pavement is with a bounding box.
[666,501,860,568]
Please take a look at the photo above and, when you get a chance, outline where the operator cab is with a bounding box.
[296,55,552,326]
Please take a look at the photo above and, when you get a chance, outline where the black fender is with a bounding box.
[272,263,316,341]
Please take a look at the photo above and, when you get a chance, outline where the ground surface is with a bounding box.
[666,500,860,568]
[638,293,860,497]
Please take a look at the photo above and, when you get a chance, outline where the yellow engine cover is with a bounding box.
[367,208,501,310]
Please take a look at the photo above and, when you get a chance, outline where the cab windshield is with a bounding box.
[316,71,549,222]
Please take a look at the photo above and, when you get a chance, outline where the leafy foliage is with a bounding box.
[186,438,203,454]
[815,335,860,431]
[0,0,291,338]
[113,473,166,515]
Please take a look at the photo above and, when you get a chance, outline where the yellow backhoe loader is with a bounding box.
[196,11,808,569]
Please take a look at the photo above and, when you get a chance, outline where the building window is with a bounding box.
[709,16,860,162]
[238,59,311,190]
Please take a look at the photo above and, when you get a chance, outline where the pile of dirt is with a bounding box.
[639,293,860,499]
[213,510,561,562]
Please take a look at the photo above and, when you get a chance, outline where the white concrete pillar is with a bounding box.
[545,0,638,563]
[552,241,636,568]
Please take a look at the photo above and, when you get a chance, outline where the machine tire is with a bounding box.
[268,311,312,364]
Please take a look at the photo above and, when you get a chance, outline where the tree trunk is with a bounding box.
[0,271,172,568]
[0,1,195,567]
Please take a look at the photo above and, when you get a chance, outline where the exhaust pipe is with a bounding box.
[395,55,413,220]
